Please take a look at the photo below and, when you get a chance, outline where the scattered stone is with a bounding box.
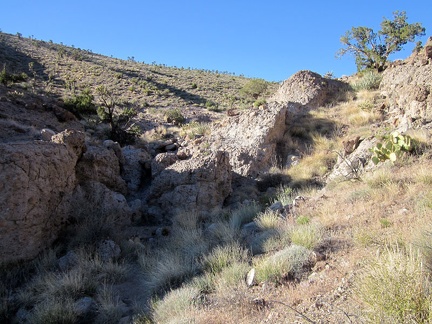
[268,201,283,213]
[74,297,95,316]
[246,268,256,287]
[40,128,56,141]
[58,250,78,271]
[97,240,121,262]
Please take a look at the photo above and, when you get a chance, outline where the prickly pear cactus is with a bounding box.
[371,131,414,165]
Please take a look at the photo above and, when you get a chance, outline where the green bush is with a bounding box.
[164,108,186,125]
[352,71,382,90]
[253,99,267,107]
[64,88,96,116]
[240,79,269,99]
[0,66,28,86]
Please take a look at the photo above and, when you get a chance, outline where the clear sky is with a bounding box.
[1,1,431,81]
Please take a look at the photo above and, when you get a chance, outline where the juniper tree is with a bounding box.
[337,11,425,72]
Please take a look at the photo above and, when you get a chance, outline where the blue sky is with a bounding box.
[2,1,431,81]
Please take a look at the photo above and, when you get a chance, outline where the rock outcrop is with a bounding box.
[425,36,432,60]
[0,130,85,264]
[210,103,288,177]
[380,49,432,131]
[270,70,351,116]
[210,71,350,177]
[148,151,232,218]
[76,145,128,195]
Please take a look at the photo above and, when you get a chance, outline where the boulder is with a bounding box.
[151,152,179,177]
[270,70,351,116]
[149,151,231,218]
[76,145,128,195]
[210,103,288,177]
[0,130,85,264]
[327,137,377,182]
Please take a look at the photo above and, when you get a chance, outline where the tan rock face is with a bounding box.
[0,130,85,264]
[380,57,432,131]
[210,103,288,177]
[425,36,432,60]
[210,71,350,178]
[149,151,232,218]
[76,145,127,195]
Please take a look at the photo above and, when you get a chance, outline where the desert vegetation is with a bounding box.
[1,26,432,324]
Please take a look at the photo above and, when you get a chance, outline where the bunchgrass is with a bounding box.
[31,297,78,324]
[356,245,432,323]
[254,245,310,284]
[255,209,281,230]
[151,286,200,324]
[202,242,249,274]
[229,203,261,230]
[289,224,323,249]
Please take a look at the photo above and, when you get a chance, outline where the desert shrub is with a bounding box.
[254,245,311,283]
[240,78,269,99]
[213,262,250,292]
[94,284,124,324]
[64,88,96,116]
[205,100,220,111]
[180,121,211,138]
[356,246,432,323]
[273,186,294,206]
[253,98,267,107]
[371,131,415,164]
[164,108,186,125]
[0,66,27,86]
[352,71,382,90]
[140,249,199,294]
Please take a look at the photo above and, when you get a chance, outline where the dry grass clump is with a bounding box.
[254,245,311,284]
[31,297,78,324]
[139,248,200,294]
[356,246,432,323]
[202,242,249,275]
[255,209,281,230]
[150,286,200,324]
[289,223,323,249]
[229,202,261,230]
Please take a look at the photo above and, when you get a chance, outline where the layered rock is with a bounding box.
[0,130,85,264]
[148,151,231,218]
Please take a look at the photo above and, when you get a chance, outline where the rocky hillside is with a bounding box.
[1,32,432,323]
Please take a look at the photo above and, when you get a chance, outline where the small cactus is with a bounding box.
[371,131,414,165]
